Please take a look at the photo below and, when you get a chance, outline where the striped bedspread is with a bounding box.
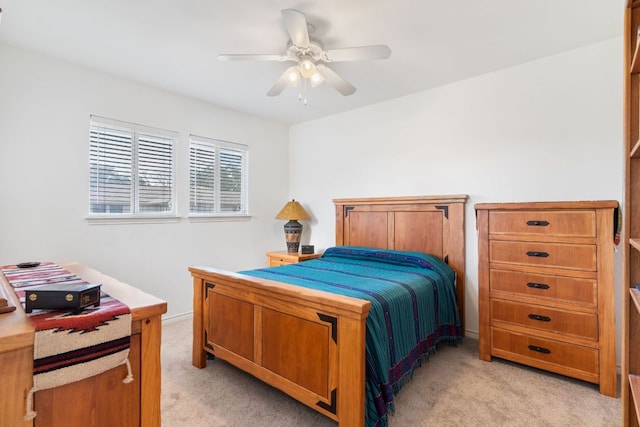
[241,246,462,427]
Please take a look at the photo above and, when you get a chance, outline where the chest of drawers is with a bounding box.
[475,201,618,397]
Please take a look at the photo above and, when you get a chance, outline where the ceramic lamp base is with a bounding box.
[283,220,303,253]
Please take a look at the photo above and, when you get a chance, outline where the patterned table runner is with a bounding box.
[1,262,132,420]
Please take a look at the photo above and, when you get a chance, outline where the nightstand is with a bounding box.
[266,250,321,267]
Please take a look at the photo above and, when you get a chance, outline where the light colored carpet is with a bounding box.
[161,316,620,426]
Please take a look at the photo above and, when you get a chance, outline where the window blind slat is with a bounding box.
[89,119,175,216]
[189,136,247,215]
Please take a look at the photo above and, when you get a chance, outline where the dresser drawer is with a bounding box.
[491,299,598,341]
[489,240,596,271]
[490,269,597,307]
[488,210,595,237]
[491,328,598,377]
[266,251,321,267]
[268,259,291,267]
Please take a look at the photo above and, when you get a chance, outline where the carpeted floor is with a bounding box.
[161,316,620,426]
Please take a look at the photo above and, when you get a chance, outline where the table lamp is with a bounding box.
[275,199,310,253]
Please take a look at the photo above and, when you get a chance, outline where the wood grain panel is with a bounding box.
[624,4,637,424]
[477,209,491,361]
[488,210,596,237]
[261,308,329,397]
[491,328,598,380]
[595,208,617,398]
[489,240,596,271]
[35,330,141,427]
[393,211,443,256]
[207,292,254,361]
[490,299,598,341]
[0,346,33,427]
[139,316,162,427]
[490,269,597,308]
[345,211,388,248]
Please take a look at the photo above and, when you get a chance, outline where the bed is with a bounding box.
[189,195,467,427]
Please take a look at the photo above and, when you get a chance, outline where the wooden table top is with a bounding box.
[0,262,167,354]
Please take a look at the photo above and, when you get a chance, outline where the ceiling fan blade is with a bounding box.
[217,54,288,62]
[267,66,297,96]
[281,9,310,49]
[321,45,391,62]
[316,64,356,96]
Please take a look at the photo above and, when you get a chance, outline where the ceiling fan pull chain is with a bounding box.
[299,77,309,106]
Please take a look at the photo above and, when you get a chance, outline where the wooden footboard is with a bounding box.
[189,266,371,426]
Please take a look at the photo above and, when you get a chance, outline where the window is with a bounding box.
[189,135,248,216]
[89,116,177,217]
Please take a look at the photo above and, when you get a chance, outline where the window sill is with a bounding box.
[86,214,252,224]
[86,215,182,225]
[188,214,252,223]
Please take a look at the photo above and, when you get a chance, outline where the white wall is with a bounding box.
[0,37,625,359]
[289,38,624,349]
[0,43,290,318]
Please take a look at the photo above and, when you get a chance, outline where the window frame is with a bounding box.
[188,134,249,220]
[87,116,179,224]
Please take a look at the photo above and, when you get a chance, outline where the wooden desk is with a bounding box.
[0,262,167,427]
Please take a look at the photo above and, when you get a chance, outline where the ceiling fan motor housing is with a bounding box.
[286,40,324,63]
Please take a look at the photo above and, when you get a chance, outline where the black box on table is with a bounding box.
[25,283,101,313]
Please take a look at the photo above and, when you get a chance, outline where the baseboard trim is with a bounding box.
[162,311,193,325]
[465,330,478,340]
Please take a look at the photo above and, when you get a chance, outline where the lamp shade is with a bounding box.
[275,200,309,221]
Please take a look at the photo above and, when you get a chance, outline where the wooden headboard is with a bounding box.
[333,195,467,333]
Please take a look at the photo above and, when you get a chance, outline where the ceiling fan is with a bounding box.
[217,9,391,99]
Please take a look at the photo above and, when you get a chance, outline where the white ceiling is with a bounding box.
[0,0,624,125]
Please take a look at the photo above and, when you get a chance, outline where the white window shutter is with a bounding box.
[189,136,248,215]
[89,124,133,214]
[89,117,176,216]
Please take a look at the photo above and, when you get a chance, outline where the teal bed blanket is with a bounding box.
[240,246,462,427]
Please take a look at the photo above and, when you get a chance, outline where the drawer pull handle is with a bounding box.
[528,314,551,322]
[526,251,549,258]
[528,345,551,354]
[526,282,550,290]
[526,220,549,227]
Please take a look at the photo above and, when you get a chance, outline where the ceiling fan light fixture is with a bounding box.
[287,68,300,84]
[310,71,323,86]
[299,58,316,79]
